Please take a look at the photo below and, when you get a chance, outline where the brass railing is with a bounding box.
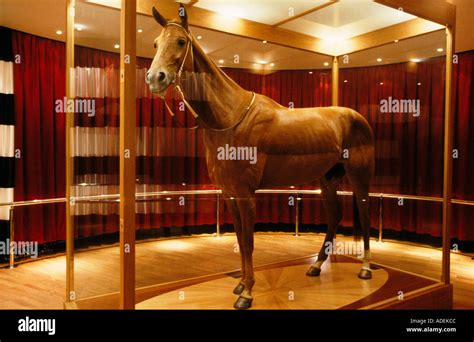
[1,189,473,268]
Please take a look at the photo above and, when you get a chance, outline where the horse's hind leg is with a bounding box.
[307,172,343,277]
[346,163,373,279]
[223,195,246,295]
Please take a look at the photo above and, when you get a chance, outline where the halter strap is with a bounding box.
[160,22,256,131]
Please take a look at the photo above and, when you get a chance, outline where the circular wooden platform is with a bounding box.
[137,257,389,309]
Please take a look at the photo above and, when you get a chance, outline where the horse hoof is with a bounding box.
[358,268,372,279]
[234,296,253,310]
[306,267,321,277]
[233,282,245,295]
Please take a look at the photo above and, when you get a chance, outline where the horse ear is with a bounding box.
[152,7,168,27]
[178,3,188,30]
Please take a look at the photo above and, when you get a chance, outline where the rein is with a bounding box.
[161,22,256,131]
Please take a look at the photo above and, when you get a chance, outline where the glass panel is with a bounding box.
[72,1,121,304]
[133,4,333,309]
[339,30,447,282]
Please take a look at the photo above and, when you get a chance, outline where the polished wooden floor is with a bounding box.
[0,232,472,309]
[137,258,390,309]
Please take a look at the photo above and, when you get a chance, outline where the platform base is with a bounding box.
[67,254,452,310]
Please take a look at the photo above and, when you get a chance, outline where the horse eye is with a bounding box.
[154,42,157,49]
[177,39,186,47]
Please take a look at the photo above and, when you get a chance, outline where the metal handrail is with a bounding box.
[1,189,474,206]
[2,187,473,268]
[0,198,67,208]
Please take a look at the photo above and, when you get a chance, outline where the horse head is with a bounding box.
[146,3,192,97]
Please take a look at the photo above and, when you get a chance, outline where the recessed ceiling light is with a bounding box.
[308,71,313,74]
[56,30,63,35]
[410,58,421,63]
[377,58,382,62]
[394,39,399,43]
[344,80,348,83]
[324,62,329,66]
[437,48,443,52]
[197,35,202,40]
[257,60,267,65]
[218,59,224,64]
[262,40,267,44]
[137,29,143,33]
[270,63,275,67]
[74,24,83,31]
[114,44,120,49]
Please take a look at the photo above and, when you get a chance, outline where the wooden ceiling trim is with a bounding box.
[81,0,455,57]
[335,17,445,56]
[135,0,335,55]
[375,0,455,27]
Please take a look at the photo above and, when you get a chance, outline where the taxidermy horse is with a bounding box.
[146,4,375,310]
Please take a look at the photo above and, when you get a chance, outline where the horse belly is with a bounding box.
[260,153,340,187]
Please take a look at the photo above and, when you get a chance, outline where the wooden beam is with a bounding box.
[332,56,338,106]
[375,0,455,26]
[272,0,337,27]
[335,18,444,56]
[441,25,454,285]
[85,1,455,64]
[136,0,335,56]
[119,0,136,310]
[65,0,75,304]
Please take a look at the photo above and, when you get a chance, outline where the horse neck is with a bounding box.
[180,39,250,129]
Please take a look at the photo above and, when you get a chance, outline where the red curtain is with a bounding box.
[10,28,474,245]
[338,55,474,241]
[12,31,66,244]
[452,52,474,241]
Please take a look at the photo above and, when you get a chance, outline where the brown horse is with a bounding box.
[146,4,375,310]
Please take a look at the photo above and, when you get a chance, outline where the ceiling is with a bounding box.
[280,1,416,42]
[0,0,447,72]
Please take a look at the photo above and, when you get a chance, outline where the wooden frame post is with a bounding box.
[119,0,137,309]
[441,25,454,285]
[332,56,339,106]
[65,0,75,304]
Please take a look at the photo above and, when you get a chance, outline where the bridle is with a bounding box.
[159,22,256,131]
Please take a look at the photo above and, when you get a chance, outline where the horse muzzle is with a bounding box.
[146,69,171,95]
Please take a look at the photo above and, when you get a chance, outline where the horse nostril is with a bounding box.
[158,72,166,82]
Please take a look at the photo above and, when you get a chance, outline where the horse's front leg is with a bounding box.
[233,196,256,310]
[223,196,246,295]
